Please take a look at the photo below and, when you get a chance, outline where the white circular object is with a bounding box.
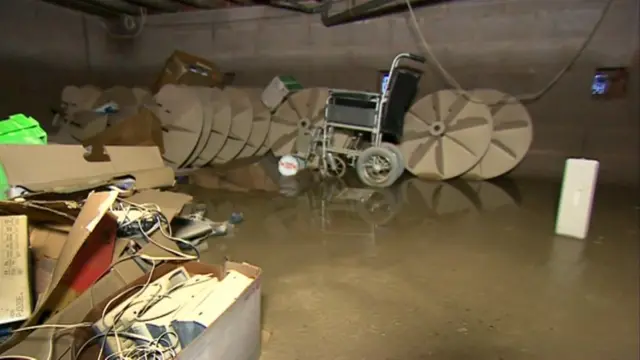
[400,90,494,180]
[278,155,305,177]
[462,89,534,180]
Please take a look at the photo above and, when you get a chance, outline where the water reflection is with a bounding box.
[294,176,524,230]
[186,174,525,238]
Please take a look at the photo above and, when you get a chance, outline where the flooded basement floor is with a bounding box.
[187,178,639,360]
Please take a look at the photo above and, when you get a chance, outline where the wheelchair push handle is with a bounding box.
[389,52,426,71]
[407,53,426,63]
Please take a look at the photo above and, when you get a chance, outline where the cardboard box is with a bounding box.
[0,200,79,224]
[33,256,56,307]
[29,225,71,260]
[74,261,262,360]
[82,108,165,154]
[0,190,194,357]
[153,50,224,93]
[0,144,175,194]
[0,215,32,326]
[0,192,117,351]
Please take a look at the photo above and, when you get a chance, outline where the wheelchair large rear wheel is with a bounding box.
[356,146,400,188]
[380,142,405,180]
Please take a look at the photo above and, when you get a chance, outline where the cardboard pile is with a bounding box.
[49,50,312,193]
[0,144,262,360]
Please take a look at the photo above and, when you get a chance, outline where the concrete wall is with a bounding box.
[1,0,638,184]
[0,0,90,129]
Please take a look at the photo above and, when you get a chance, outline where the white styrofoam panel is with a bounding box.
[555,158,600,239]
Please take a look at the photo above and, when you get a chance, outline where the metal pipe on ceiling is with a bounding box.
[82,0,145,15]
[320,0,449,27]
[266,0,324,13]
[123,0,185,12]
[175,0,229,8]
[41,0,121,17]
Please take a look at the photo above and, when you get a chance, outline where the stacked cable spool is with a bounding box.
[54,83,335,173]
[398,88,534,181]
[55,85,156,142]
[54,85,278,171]
[55,85,533,182]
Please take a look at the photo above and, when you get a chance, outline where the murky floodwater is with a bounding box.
[185,177,639,360]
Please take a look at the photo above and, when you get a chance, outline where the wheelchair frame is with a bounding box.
[301,52,425,188]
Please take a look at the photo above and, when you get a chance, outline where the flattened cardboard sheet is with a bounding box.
[0,145,174,193]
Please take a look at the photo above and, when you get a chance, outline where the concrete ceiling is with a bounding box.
[38,0,448,26]
[39,0,260,17]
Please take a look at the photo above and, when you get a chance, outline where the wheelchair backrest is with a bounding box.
[380,67,422,143]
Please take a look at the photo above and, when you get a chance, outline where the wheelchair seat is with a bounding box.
[325,91,380,129]
[380,66,423,142]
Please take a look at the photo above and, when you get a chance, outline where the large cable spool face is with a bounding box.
[234,87,272,159]
[462,89,533,180]
[400,177,480,218]
[192,88,232,168]
[152,85,205,169]
[93,86,140,125]
[59,86,106,142]
[400,90,494,180]
[152,84,194,125]
[183,86,216,168]
[95,86,137,110]
[60,85,102,118]
[269,87,329,157]
[65,111,108,142]
[213,87,254,164]
[132,87,156,108]
[466,179,521,212]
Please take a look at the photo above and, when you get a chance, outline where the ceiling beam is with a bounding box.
[81,0,146,16]
[40,0,121,17]
[122,0,186,12]
[175,0,231,8]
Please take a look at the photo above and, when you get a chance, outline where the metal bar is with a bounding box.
[174,0,229,8]
[320,0,450,27]
[327,123,379,133]
[82,0,144,15]
[266,0,324,13]
[40,0,120,17]
[122,0,185,12]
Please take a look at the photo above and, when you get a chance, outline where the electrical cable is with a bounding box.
[404,0,616,105]
[76,267,216,359]
[111,198,200,261]
[0,323,93,360]
[3,194,211,360]
[97,260,158,360]
[3,199,202,360]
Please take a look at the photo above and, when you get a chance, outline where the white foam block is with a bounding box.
[555,158,599,239]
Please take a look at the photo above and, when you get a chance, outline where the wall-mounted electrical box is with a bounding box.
[378,70,390,93]
[591,67,629,99]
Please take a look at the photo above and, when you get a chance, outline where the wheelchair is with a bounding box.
[296,53,425,188]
